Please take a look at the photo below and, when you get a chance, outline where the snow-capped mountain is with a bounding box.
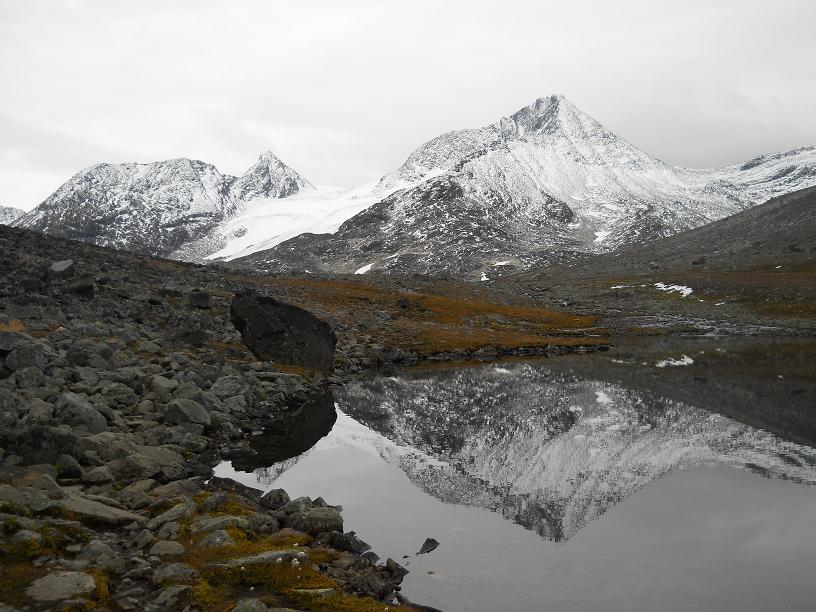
[0,205,24,226]
[232,95,816,278]
[14,151,312,256]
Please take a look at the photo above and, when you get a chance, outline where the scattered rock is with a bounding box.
[54,392,107,433]
[154,584,192,607]
[164,398,211,427]
[49,259,76,278]
[230,290,337,370]
[232,599,269,612]
[191,514,248,534]
[59,494,146,526]
[149,540,186,557]
[146,501,194,530]
[286,507,343,536]
[259,488,290,510]
[330,531,371,555]
[204,549,307,571]
[196,529,235,549]
[188,289,212,309]
[151,562,198,585]
[25,571,95,602]
[417,537,439,555]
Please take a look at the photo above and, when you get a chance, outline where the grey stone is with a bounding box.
[66,340,111,369]
[56,454,84,479]
[210,375,245,399]
[291,588,337,599]
[188,289,212,309]
[232,599,269,612]
[247,513,280,535]
[385,557,409,584]
[329,531,371,555]
[0,484,56,514]
[204,549,307,570]
[259,488,290,510]
[146,502,193,530]
[134,529,155,549]
[138,340,162,354]
[191,514,248,534]
[25,571,95,602]
[281,496,312,515]
[59,494,146,526]
[196,529,235,549]
[13,366,46,388]
[101,382,139,407]
[230,290,337,370]
[149,540,186,556]
[286,507,343,536]
[154,584,191,607]
[24,398,54,424]
[54,392,107,433]
[157,521,180,540]
[11,529,43,544]
[5,343,46,372]
[164,398,210,427]
[151,375,178,403]
[77,539,126,573]
[49,259,76,278]
[83,466,114,484]
[417,537,440,555]
[26,473,66,499]
[151,562,198,585]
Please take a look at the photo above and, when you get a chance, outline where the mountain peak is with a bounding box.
[255,150,284,166]
[232,151,314,200]
[503,94,597,139]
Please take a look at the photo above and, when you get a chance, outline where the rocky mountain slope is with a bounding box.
[0,205,24,226]
[533,184,816,277]
[14,151,312,257]
[233,95,816,279]
[511,185,816,334]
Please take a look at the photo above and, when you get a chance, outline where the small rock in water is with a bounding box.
[417,537,440,555]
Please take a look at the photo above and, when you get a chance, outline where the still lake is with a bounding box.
[216,338,816,611]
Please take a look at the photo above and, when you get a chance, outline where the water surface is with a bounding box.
[216,340,816,611]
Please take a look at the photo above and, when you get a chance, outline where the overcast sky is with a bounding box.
[1,0,815,210]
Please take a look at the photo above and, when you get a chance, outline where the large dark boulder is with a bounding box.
[229,290,336,370]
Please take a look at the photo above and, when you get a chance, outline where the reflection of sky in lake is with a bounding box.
[216,361,816,611]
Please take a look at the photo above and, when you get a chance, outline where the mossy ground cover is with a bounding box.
[228,274,605,357]
[171,492,419,611]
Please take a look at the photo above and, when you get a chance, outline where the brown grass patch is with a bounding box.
[227,275,605,356]
[0,320,26,332]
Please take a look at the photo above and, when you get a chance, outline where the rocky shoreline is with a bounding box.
[0,225,609,610]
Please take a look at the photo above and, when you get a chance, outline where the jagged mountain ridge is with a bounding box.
[232,95,816,278]
[0,204,24,226]
[14,151,312,256]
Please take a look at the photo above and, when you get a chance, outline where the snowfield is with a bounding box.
[206,184,385,261]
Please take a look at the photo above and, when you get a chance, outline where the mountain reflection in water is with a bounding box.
[238,362,816,542]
